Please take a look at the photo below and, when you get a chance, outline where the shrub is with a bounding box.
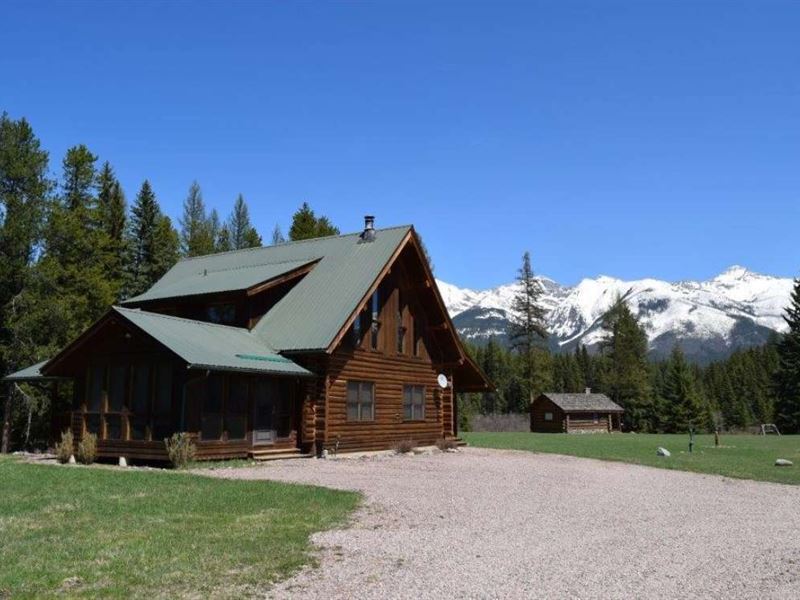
[435,438,458,451]
[54,430,74,464]
[77,433,97,465]
[392,439,416,454]
[165,432,196,469]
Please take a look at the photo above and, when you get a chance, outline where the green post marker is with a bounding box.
[689,428,694,454]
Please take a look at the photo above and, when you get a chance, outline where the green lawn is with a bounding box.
[0,457,359,598]
[463,432,800,485]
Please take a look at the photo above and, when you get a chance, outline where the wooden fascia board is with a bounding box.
[41,308,117,375]
[324,230,414,354]
[44,309,189,376]
[245,259,320,297]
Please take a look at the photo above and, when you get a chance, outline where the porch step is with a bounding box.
[449,437,468,447]
[248,447,312,461]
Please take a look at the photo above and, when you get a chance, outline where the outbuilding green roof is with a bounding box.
[113,307,312,377]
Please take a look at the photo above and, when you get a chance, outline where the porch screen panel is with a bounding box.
[152,364,174,440]
[227,377,247,440]
[130,365,151,440]
[108,365,127,411]
[201,375,223,440]
[88,365,105,411]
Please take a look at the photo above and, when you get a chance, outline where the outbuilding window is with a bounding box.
[347,381,375,422]
[544,412,553,421]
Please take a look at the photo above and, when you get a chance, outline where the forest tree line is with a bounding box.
[461,252,800,434]
[0,112,338,448]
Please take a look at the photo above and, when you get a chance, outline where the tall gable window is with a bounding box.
[346,381,374,422]
[369,290,381,350]
[413,316,423,357]
[397,290,407,354]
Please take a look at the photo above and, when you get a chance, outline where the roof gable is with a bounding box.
[252,226,412,352]
[42,307,311,378]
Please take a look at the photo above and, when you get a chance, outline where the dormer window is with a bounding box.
[207,303,236,325]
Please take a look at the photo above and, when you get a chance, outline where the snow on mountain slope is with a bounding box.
[436,267,794,363]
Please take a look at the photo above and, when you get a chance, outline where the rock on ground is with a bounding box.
[205,448,800,599]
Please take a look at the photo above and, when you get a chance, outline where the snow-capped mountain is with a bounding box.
[437,266,794,363]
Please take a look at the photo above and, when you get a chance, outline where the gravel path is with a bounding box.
[205,448,800,599]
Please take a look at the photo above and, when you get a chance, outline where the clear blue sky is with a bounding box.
[2,1,798,288]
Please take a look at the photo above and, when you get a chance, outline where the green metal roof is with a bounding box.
[123,257,317,303]
[253,226,411,351]
[113,307,312,377]
[122,225,413,352]
[2,360,64,382]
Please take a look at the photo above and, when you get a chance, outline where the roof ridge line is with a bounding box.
[175,224,414,264]
[194,256,319,275]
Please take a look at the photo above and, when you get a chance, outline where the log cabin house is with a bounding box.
[4,217,490,461]
[531,391,624,433]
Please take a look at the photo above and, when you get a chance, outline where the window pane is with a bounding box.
[108,365,127,411]
[362,382,374,420]
[131,365,150,414]
[347,402,359,421]
[88,366,104,411]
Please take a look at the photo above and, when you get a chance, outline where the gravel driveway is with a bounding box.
[206,448,800,599]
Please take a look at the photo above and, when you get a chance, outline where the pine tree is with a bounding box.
[125,181,176,297]
[96,162,126,296]
[228,194,261,249]
[0,113,50,376]
[599,295,652,430]
[153,214,180,281]
[661,346,707,432]
[775,277,800,432]
[507,251,548,406]
[288,202,340,241]
[179,181,215,257]
[61,145,97,212]
[216,224,232,252]
[271,224,286,245]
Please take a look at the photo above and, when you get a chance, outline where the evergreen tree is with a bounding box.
[775,277,800,432]
[216,223,232,252]
[61,145,97,212]
[288,202,340,241]
[125,181,177,297]
[271,224,286,245]
[228,194,261,249]
[0,113,50,376]
[507,251,548,404]
[96,162,126,295]
[661,346,707,432]
[179,181,215,257]
[599,295,652,430]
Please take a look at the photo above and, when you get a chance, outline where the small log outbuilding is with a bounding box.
[531,390,624,433]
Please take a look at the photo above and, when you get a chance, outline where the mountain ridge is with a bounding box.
[437,266,794,363]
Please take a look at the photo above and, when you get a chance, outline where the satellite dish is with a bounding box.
[437,373,449,389]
